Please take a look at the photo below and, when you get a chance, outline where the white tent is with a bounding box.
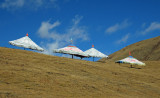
[115,56,145,67]
[9,34,44,52]
[84,45,108,61]
[53,45,88,59]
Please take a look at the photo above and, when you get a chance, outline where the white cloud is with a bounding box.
[116,33,130,44]
[0,0,58,10]
[41,41,60,55]
[141,22,160,35]
[37,15,89,55]
[106,19,131,34]
[38,20,61,38]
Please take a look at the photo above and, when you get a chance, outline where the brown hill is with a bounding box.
[100,36,160,62]
[0,47,160,98]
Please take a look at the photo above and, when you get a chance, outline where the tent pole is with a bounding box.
[93,57,94,62]
[72,55,73,59]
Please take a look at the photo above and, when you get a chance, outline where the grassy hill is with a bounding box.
[0,47,160,98]
[100,36,160,62]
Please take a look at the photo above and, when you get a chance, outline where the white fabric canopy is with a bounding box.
[84,48,108,58]
[9,36,44,51]
[116,56,145,66]
[53,45,88,58]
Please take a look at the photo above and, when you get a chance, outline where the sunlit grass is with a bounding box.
[0,47,160,98]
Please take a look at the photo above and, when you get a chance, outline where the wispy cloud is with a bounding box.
[105,19,131,34]
[116,33,130,44]
[37,15,89,55]
[141,22,160,35]
[1,0,25,10]
[0,0,58,10]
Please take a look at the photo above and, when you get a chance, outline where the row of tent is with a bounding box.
[53,45,108,60]
[9,33,108,61]
[8,33,146,66]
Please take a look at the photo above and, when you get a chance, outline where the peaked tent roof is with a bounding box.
[9,35,44,52]
[53,45,88,58]
[84,47,108,58]
[116,56,145,66]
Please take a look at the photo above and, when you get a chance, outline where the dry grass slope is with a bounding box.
[100,36,160,62]
[0,47,160,98]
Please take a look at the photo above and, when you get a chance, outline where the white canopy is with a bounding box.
[116,56,145,66]
[53,45,88,58]
[9,35,44,52]
[84,47,108,58]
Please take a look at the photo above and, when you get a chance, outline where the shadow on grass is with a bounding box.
[117,64,142,69]
[129,67,142,69]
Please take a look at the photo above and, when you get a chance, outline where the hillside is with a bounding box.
[100,36,160,62]
[0,47,160,98]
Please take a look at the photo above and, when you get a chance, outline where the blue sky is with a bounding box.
[0,0,160,61]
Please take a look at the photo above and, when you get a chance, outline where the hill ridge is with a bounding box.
[100,36,160,62]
